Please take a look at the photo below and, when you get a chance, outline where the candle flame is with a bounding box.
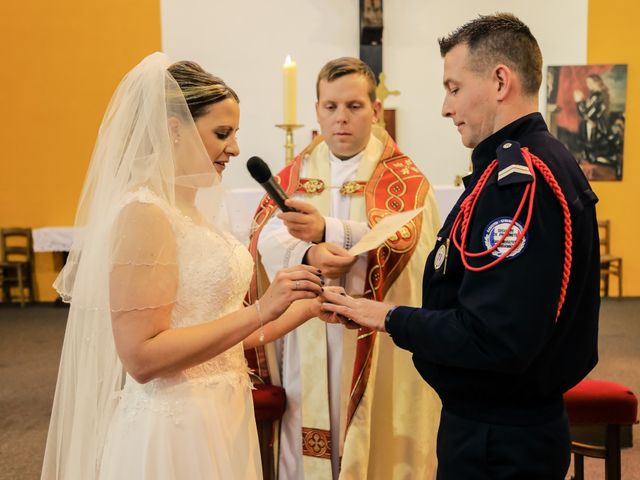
[285,55,292,65]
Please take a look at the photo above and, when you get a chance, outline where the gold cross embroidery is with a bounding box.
[339,181,366,195]
[393,159,419,176]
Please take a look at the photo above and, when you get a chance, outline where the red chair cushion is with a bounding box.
[252,383,286,422]
[564,379,638,425]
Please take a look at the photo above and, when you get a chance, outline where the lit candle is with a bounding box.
[283,55,297,124]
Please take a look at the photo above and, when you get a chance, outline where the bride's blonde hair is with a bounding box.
[168,61,239,120]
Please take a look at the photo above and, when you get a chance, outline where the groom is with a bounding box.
[320,14,601,480]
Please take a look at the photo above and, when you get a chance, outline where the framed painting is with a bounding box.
[546,64,627,180]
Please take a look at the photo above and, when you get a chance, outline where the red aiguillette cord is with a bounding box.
[450,148,573,320]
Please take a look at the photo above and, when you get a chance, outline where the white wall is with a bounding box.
[161,0,587,189]
[384,0,588,185]
[161,0,359,190]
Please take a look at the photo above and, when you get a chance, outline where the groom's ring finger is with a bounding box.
[294,280,300,290]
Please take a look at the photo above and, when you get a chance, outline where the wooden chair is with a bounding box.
[598,220,622,297]
[0,228,35,306]
[564,379,638,480]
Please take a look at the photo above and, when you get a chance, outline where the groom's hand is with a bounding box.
[321,290,392,332]
[313,287,357,328]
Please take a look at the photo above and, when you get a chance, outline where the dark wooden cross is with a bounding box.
[359,0,399,139]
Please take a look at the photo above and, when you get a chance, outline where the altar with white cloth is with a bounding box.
[32,227,76,253]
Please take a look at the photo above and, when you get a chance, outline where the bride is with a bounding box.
[41,52,325,479]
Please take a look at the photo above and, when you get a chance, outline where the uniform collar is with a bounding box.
[471,112,549,174]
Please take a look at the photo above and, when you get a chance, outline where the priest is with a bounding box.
[249,57,441,480]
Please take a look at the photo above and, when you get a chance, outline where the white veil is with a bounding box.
[41,52,226,479]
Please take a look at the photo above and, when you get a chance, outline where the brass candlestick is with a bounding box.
[454,160,473,186]
[276,123,304,164]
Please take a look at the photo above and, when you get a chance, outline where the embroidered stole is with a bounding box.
[297,140,376,477]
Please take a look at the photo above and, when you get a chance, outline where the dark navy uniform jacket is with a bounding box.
[387,113,600,426]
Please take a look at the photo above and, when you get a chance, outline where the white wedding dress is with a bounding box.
[98,188,262,479]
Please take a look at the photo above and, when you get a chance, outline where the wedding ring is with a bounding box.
[295,280,300,290]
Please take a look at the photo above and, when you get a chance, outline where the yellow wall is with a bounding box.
[1,1,638,299]
[588,0,640,296]
[0,1,161,300]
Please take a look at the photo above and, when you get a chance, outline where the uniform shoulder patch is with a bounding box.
[496,140,533,186]
[483,217,528,259]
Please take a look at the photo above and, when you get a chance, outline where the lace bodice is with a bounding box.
[121,188,254,394]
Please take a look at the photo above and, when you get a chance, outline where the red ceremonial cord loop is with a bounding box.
[450,148,572,320]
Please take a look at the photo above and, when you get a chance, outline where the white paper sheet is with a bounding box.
[348,207,425,256]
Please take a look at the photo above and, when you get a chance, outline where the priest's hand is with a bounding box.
[320,290,393,332]
[277,199,325,243]
[305,243,357,278]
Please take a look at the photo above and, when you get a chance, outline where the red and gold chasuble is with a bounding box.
[247,132,430,435]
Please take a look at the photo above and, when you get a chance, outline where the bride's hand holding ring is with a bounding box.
[259,265,323,322]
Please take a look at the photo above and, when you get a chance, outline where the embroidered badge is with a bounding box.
[483,217,527,259]
[339,180,366,195]
[297,178,325,194]
[434,243,447,270]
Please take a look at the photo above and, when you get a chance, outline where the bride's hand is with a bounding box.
[301,286,340,323]
[289,297,334,323]
[259,265,323,322]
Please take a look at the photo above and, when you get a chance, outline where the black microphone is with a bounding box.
[247,156,297,212]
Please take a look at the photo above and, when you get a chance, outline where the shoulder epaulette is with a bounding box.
[496,140,533,186]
